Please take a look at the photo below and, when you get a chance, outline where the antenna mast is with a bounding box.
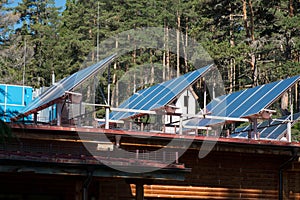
[22,37,26,86]
[97,1,100,62]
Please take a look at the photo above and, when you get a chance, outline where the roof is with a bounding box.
[9,123,300,150]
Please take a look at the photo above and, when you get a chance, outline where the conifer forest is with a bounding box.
[1,0,300,140]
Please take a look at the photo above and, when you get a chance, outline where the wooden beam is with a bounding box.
[135,183,144,200]
[130,184,278,200]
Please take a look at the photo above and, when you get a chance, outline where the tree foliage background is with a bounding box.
[1,0,300,140]
[0,0,299,89]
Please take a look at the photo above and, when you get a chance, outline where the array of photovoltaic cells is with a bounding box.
[231,112,300,140]
[17,54,116,118]
[185,75,300,127]
[109,64,213,121]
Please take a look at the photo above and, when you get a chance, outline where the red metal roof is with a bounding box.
[10,124,300,148]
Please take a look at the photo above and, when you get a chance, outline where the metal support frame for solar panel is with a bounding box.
[12,54,116,122]
[102,64,214,129]
[231,112,300,140]
[185,75,300,129]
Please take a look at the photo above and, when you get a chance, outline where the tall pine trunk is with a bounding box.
[242,0,250,40]
[289,0,294,17]
[111,39,118,107]
[176,10,181,77]
[150,50,154,84]
[243,0,258,87]
[229,4,235,92]
[165,25,170,80]
[181,17,188,73]
[163,22,166,81]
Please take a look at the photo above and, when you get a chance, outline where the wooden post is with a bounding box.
[135,183,144,200]
[75,181,83,200]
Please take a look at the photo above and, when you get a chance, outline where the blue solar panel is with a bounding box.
[211,86,262,117]
[231,112,300,140]
[226,85,267,117]
[241,77,300,117]
[265,112,300,139]
[234,116,283,135]
[16,54,116,119]
[109,64,213,121]
[186,75,300,127]
[261,125,280,138]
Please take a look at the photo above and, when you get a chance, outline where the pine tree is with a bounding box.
[14,0,61,86]
[0,0,22,83]
[56,0,96,79]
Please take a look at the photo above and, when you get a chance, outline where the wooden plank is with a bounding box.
[130,185,277,200]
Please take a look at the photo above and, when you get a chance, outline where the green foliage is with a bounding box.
[0,1,300,141]
[1,0,299,89]
[8,0,62,86]
[0,1,22,84]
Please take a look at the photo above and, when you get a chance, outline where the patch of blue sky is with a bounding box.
[7,0,66,10]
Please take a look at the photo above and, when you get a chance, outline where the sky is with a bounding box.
[5,0,66,30]
[10,0,66,9]
[54,0,66,8]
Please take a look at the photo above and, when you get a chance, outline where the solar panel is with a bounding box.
[263,112,300,139]
[186,75,300,127]
[15,54,116,119]
[231,112,300,140]
[109,64,213,121]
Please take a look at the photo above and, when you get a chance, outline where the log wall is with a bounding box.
[1,126,300,200]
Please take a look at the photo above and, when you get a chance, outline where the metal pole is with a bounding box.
[253,118,258,139]
[287,122,291,142]
[105,64,111,129]
[22,37,26,86]
[105,84,110,129]
[57,103,62,126]
[52,71,55,85]
[97,1,100,62]
[179,115,183,135]
[203,78,207,113]
[288,90,293,142]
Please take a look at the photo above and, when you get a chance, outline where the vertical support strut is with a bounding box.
[203,78,207,113]
[105,63,111,129]
[135,183,144,200]
[287,89,293,142]
[179,115,183,135]
[251,118,258,140]
[57,103,62,126]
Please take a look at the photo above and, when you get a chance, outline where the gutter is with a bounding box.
[278,148,298,200]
